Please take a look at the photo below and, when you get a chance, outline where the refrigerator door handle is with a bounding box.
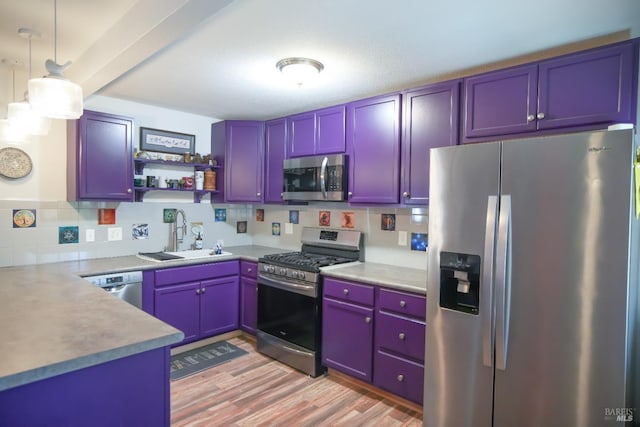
[495,194,512,371]
[481,195,498,368]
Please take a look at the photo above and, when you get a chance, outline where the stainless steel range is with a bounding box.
[257,227,363,377]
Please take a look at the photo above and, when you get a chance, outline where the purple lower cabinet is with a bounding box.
[374,350,424,405]
[0,347,171,427]
[375,312,425,362]
[155,281,200,344]
[200,276,239,336]
[322,297,374,382]
[240,275,258,334]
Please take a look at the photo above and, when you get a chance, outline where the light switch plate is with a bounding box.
[284,223,293,234]
[86,229,95,242]
[398,230,407,246]
[108,227,123,241]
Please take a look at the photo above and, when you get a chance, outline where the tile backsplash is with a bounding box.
[0,200,428,270]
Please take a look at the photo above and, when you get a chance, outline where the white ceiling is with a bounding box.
[1,0,639,121]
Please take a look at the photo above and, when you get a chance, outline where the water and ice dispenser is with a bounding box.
[439,251,481,314]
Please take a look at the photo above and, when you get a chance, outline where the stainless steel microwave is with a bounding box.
[282,154,347,201]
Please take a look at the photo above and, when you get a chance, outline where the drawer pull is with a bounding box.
[399,300,406,308]
[365,316,371,323]
[247,268,252,272]
[397,374,404,382]
[399,332,406,340]
[196,289,201,295]
[343,289,349,295]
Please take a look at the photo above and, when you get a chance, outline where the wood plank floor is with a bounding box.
[171,336,422,426]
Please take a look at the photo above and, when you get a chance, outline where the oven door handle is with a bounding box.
[320,156,329,200]
[258,274,317,297]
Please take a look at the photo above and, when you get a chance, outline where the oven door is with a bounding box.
[257,275,320,351]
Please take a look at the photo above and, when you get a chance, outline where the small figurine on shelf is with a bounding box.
[214,241,223,255]
[193,153,202,164]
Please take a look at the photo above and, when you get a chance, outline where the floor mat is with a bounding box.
[170,340,248,381]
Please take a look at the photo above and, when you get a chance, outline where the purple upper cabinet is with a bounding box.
[401,80,460,205]
[288,112,316,157]
[347,94,402,204]
[463,64,538,140]
[67,110,133,201]
[264,118,287,203]
[288,105,346,158]
[537,42,636,130]
[316,105,346,154]
[212,120,264,203]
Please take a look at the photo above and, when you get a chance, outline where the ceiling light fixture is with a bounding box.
[276,57,324,86]
[28,0,83,119]
[7,29,52,136]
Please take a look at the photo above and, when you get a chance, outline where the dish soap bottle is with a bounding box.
[195,233,203,250]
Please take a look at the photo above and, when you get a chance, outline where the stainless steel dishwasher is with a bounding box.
[84,271,143,309]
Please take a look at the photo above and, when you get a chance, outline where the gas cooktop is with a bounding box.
[261,251,354,272]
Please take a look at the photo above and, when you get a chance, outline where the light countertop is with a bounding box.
[321,262,427,295]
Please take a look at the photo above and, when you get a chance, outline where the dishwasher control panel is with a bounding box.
[84,271,143,288]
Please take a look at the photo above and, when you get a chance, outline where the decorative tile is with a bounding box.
[215,208,227,222]
[163,208,177,223]
[341,212,354,228]
[58,226,79,244]
[98,208,116,225]
[410,233,428,251]
[272,222,281,236]
[319,211,330,227]
[256,208,264,222]
[289,210,299,224]
[236,220,247,233]
[132,224,149,239]
[381,213,396,231]
[13,209,36,228]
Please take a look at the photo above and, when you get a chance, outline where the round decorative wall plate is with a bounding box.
[0,147,32,179]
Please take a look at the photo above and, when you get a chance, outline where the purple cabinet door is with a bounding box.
[463,64,538,140]
[316,105,346,154]
[264,118,287,203]
[322,297,374,382]
[347,94,402,204]
[288,112,316,157]
[68,110,133,201]
[537,42,636,130]
[200,276,239,337]
[402,80,460,205]
[155,282,200,344]
[224,120,264,202]
[240,275,257,334]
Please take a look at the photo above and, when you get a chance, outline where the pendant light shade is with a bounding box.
[8,100,52,136]
[28,0,83,120]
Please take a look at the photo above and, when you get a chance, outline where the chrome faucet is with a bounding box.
[166,209,187,252]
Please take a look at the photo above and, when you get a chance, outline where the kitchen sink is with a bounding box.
[137,250,232,262]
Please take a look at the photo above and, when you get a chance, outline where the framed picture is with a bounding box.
[140,127,195,155]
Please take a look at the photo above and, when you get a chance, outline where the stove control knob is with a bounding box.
[279,267,286,275]
[298,271,305,280]
[291,271,298,279]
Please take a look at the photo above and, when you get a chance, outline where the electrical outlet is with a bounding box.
[398,230,408,246]
[86,229,95,242]
[284,223,293,234]
[108,227,123,241]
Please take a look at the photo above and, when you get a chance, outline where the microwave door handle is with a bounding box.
[320,156,329,200]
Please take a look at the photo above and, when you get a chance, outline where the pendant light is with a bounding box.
[1,60,28,143]
[8,29,52,136]
[28,0,83,120]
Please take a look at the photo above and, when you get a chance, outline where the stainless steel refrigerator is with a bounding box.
[424,129,639,426]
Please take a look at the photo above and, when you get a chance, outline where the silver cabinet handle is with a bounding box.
[127,188,132,193]
[348,191,353,197]
[399,300,406,308]
[196,289,201,295]
[343,288,349,295]
[256,192,261,197]
[399,332,406,340]
[527,114,535,122]
[402,191,410,198]
[397,374,404,382]
[247,268,252,272]
[365,316,371,323]
[280,192,284,198]
[201,287,206,294]
[536,112,545,120]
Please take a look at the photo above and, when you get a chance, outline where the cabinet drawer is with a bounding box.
[376,312,425,361]
[155,261,239,286]
[240,260,257,278]
[378,288,426,319]
[323,278,374,306]
[374,351,424,405]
